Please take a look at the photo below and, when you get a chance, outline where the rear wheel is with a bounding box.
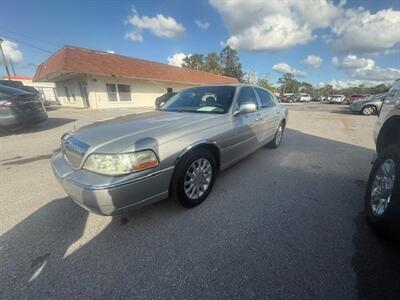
[365,145,400,240]
[172,148,216,208]
[267,123,285,149]
[362,105,377,115]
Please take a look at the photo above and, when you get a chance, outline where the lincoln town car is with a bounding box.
[51,84,288,215]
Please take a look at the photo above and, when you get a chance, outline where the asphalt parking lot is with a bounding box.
[1,103,399,299]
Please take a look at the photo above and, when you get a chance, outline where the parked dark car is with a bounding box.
[0,80,40,95]
[0,85,48,131]
[365,79,400,239]
[155,92,177,108]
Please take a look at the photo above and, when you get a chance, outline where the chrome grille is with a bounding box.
[61,134,90,169]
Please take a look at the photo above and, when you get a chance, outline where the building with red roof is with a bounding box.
[34,46,238,109]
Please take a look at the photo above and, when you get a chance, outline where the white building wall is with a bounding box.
[86,75,196,109]
[54,74,197,109]
[55,76,87,108]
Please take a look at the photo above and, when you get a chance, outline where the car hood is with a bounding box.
[68,110,223,153]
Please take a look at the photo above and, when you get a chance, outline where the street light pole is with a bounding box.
[0,38,12,80]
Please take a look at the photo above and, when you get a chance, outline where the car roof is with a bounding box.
[0,84,32,95]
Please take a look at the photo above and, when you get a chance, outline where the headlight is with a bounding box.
[83,150,159,175]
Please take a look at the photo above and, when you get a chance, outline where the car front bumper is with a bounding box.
[51,151,174,215]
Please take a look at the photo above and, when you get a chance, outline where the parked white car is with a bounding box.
[329,95,345,104]
[299,94,311,102]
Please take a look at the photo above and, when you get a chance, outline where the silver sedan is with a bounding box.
[51,84,288,215]
[349,93,386,115]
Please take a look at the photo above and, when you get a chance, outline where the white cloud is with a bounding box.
[329,79,390,89]
[352,67,400,82]
[125,31,143,42]
[332,55,375,70]
[304,55,323,68]
[195,20,210,30]
[272,62,306,76]
[209,0,340,52]
[0,39,23,63]
[210,1,400,54]
[106,50,115,54]
[126,11,185,41]
[332,54,400,83]
[167,53,189,67]
[330,8,400,53]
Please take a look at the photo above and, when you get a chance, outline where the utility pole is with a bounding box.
[0,38,11,80]
[8,58,16,76]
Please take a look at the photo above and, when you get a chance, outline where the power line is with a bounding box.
[0,26,61,48]
[0,33,54,54]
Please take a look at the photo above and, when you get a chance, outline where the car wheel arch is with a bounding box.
[175,140,221,170]
[168,141,220,198]
[377,116,400,154]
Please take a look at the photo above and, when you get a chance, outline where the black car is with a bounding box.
[0,80,40,95]
[0,85,48,131]
[155,92,177,108]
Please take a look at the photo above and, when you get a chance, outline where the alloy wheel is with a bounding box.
[363,106,376,115]
[184,158,212,200]
[275,125,283,146]
[370,159,396,216]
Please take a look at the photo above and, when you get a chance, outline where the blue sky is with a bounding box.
[0,0,399,88]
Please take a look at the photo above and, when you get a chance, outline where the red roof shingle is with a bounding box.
[34,46,239,85]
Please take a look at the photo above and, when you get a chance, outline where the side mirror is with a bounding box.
[234,102,257,116]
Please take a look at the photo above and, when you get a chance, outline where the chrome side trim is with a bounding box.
[68,166,175,191]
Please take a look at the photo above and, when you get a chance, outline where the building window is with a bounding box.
[64,86,71,102]
[117,84,132,101]
[106,84,117,101]
[64,85,76,102]
[106,84,132,102]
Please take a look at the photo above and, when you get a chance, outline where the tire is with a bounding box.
[172,148,217,208]
[362,105,377,115]
[267,122,285,149]
[365,144,400,240]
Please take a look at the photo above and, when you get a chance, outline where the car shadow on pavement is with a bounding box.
[329,109,357,116]
[352,212,400,299]
[0,118,76,137]
[1,129,400,299]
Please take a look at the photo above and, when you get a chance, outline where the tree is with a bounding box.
[203,52,222,75]
[299,81,314,95]
[319,84,334,97]
[257,78,277,93]
[182,54,204,70]
[219,46,243,81]
[277,73,300,94]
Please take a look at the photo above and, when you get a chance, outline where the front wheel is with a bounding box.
[172,148,217,208]
[365,145,400,240]
[267,123,285,149]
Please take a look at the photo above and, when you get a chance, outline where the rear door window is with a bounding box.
[255,88,275,108]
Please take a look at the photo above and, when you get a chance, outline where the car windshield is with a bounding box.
[160,86,236,114]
